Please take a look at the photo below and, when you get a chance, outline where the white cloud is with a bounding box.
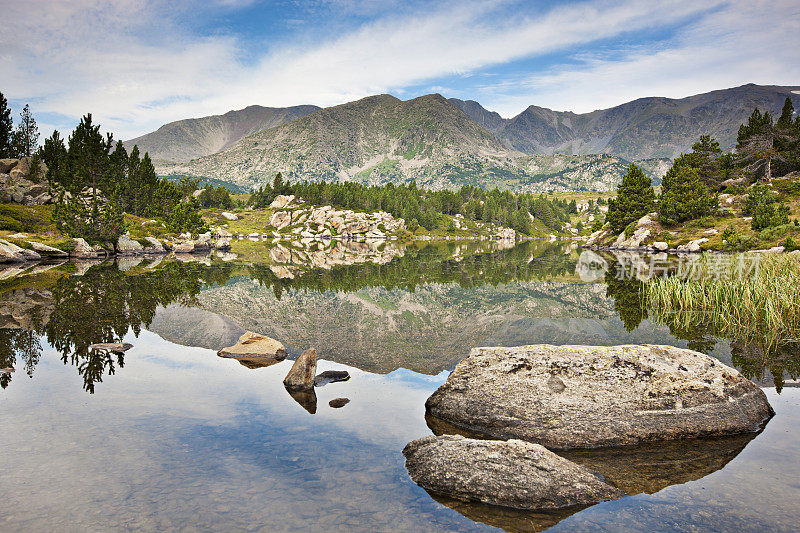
[481,0,800,115]
[1,0,796,139]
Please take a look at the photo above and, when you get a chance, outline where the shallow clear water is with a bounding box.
[1,243,798,532]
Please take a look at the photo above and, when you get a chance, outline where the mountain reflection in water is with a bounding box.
[1,241,799,531]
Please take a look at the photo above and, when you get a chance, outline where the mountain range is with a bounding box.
[129,84,799,191]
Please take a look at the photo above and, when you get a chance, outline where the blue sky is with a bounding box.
[2,0,799,140]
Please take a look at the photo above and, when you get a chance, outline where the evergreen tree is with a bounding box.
[607,164,655,234]
[42,130,68,186]
[774,97,800,176]
[10,104,39,157]
[66,113,113,193]
[736,108,783,182]
[658,136,721,225]
[0,91,12,158]
[658,166,717,225]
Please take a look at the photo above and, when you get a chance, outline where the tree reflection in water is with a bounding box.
[0,260,235,393]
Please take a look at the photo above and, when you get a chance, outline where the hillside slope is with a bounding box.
[162,94,521,190]
[124,104,320,162]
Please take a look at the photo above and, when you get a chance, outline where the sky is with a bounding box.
[1,0,799,141]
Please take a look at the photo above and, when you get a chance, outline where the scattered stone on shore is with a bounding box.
[314,370,350,386]
[425,344,773,449]
[217,332,287,361]
[269,194,296,209]
[116,234,144,255]
[27,241,69,259]
[0,239,37,263]
[173,241,195,254]
[329,398,350,408]
[403,435,624,510]
[283,348,318,390]
[0,157,51,205]
[144,236,165,253]
[89,342,133,354]
[71,238,100,259]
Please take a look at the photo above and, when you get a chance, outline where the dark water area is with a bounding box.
[1,242,798,531]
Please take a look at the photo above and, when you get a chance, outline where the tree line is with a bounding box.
[41,114,209,241]
[250,173,571,234]
[0,92,39,159]
[605,97,800,235]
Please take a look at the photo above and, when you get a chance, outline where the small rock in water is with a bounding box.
[218,332,287,360]
[283,348,318,390]
[329,398,350,408]
[403,435,624,510]
[314,370,350,386]
[89,342,133,354]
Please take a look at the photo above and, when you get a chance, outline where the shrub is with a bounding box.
[0,215,23,232]
[784,235,800,252]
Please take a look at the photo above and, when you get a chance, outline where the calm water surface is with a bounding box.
[1,242,798,532]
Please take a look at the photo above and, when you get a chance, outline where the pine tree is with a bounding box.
[11,104,39,157]
[607,164,655,234]
[42,130,68,187]
[67,113,113,193]
[736,108,782,182]
[658,166,717,225]
[0,91,12,158]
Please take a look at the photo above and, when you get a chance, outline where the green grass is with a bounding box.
[645,253,800,348]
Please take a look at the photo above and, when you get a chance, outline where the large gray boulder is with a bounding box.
[403,435,624,510]
[425,345,773,449]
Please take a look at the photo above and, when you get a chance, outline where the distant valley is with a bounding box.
[129,84,798,192]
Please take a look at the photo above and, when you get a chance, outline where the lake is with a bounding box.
[1,241,798,532]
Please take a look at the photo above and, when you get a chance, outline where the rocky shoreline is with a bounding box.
[582,212,793,254]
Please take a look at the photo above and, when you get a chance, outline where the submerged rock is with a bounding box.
[314,370,350,386]
[402,435,624,510]
[425,344,773,449]
[425,412,759,496]
[217,332,287,361]
[283,348,318,390]
[329,398,350,408]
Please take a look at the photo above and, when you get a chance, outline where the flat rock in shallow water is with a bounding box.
[217,332,287,361]
[314,370,350,386]
[425,344,773,449]
[402,435,624,510]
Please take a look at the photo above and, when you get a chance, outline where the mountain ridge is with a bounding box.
[133,84,797,191]
[124,103,320,162]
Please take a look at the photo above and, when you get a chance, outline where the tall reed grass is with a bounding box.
[645,253,800,348]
